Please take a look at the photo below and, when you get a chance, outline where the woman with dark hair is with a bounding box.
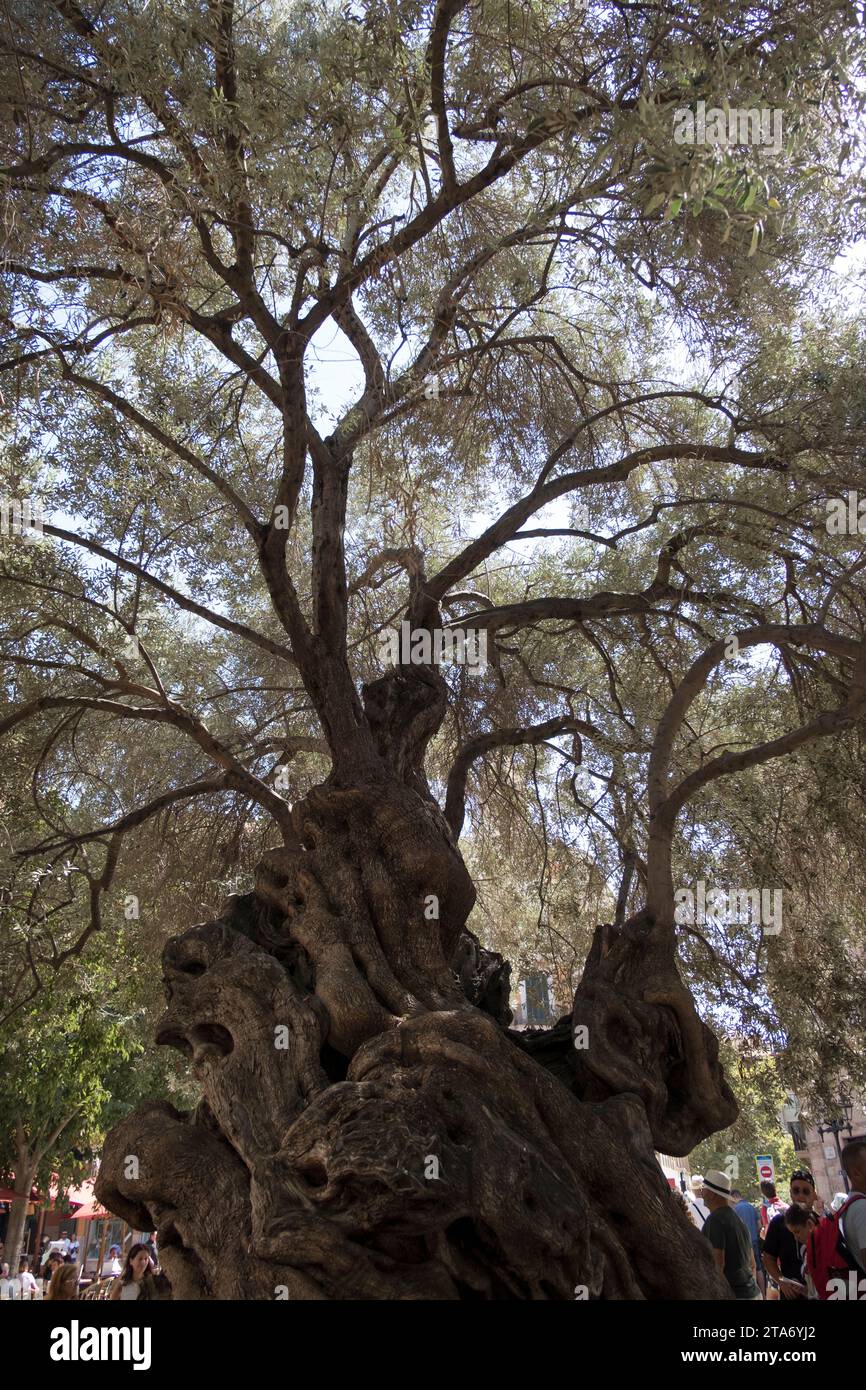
[46,1263,79,1300]
[784,1202,821,1299]
[109,1243,154,1301]
[41,1250,64,1297]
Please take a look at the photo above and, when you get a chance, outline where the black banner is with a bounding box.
[25,1297,857,1375]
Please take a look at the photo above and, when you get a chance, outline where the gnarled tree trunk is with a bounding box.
[97,670,736,1299]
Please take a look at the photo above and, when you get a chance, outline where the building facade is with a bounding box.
[782,1090,866,1200]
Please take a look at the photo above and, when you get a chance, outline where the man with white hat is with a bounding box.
[701,1170,762,1299]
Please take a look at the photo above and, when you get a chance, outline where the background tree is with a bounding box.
[0,0,865,1297]
[690,1042,796,1203]
[0,963,140,1273]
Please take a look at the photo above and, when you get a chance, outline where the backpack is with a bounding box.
[805,1195,865,1299]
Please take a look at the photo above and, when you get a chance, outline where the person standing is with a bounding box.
[762,1169,817,1299]
[109,1244,156,1301]
[17,1257,39,1300]
[685,1175,710,1229]
[41,1250,63,1296]
[783,1204,821,1298]
[759,1179,787,1239]
[701,1170,761,1299]
[731,1189,765,1295]
[839,1139,866,1285]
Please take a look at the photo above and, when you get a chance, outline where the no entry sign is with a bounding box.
[756,1154,775,1183]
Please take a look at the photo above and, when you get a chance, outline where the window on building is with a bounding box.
[788,1122,808,1151]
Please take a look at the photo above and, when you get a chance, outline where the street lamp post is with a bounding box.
[817,1092,855,1193]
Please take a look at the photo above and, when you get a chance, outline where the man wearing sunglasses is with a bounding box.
[763,1169,822,1299]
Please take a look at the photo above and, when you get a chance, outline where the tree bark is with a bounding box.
[96,750,734,1299]
[4,1154,36,1276]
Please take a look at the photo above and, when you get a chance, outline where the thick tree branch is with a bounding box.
[422,445,789,617]
[444,715,588,836]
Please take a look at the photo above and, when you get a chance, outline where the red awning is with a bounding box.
[2,1175,105,1212]
[71,1197,110,1221]
[62,1183,93,1209]
[3,1173,56,1205]
[66,1183,109,1220]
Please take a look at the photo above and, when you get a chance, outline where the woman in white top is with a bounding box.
[110,1243,154,1301]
